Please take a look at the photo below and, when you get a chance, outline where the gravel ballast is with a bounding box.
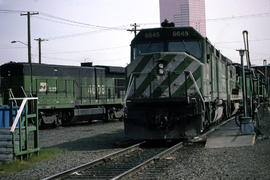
[0,121,128,180]
[134,108,270,179]
[1,109,270,179]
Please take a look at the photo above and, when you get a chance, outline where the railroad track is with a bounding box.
[43,116,235,180]
[42,141,183,180]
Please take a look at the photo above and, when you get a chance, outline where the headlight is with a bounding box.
[159,69,164,75]
[158,63,164,69]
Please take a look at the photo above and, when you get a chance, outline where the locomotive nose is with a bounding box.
[151,112,169,129]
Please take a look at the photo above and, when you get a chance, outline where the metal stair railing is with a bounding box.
[9,97,39,160]
[184,71,206,111]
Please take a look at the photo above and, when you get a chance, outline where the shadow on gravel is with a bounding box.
[48,129,130,151]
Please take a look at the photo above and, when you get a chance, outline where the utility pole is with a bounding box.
[34,38,48,64]
[127,23,140,37]
[21,11,39,94]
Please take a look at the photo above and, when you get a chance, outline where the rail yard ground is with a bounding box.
[0,109,270,179]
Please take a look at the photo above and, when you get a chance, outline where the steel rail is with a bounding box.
[113,117,236,179]
[191,116,236,142]
[42,141,145,180]
[112,141,184,180]
[43,117,235,180]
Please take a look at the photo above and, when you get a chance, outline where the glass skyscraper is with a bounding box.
[159,0,206,36]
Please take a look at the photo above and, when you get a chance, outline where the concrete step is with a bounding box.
[0,141,13,148]
[0,159,13,165]
[0,128,11,135]
[0,154,13,160]
[0,147,13,154]
[0,135,12,141]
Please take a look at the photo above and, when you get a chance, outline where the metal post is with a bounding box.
[21,11,39,94]
[34,38,47,64]
[237,49,254,134]
[238,50,248,117]
[257,73,260,105]
[263,60,268,98]
[38,38,41,64]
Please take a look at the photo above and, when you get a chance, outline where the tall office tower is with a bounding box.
[159,0,206,36]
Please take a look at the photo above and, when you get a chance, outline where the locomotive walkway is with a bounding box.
[206,107,269,148]
[205,120,256,148]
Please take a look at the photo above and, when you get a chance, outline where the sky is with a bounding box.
[0,0,270,67]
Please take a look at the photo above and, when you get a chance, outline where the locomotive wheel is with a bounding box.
[54,117,62,127]
[104,108,113,122]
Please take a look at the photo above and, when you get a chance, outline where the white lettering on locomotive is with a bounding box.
[144,32,160,38]
[39,82,47,92]
[101,85,105,95]
[172,31,189,37]
[48,86,57,92]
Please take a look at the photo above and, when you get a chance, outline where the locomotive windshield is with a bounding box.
[168,40,202,59]
[132,42,164,60]
[131,27,205,61]
[131,40,202,61]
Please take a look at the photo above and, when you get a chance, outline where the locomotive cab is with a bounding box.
[130,27,204,62]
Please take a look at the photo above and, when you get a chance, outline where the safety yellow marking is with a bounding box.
[252,135,256,145]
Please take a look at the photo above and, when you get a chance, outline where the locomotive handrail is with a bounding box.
[124,73,135,107]
[21,86,27,97]
[9,97,38,133]
[9,89,18,106]
[184,70,205,111]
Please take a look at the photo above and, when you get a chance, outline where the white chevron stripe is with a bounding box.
[161,60,201,97]
[134,57,154,90]
[141,54,190,97]
[127,55,155,98]
[127,55,144,77]
[141,53,187,97]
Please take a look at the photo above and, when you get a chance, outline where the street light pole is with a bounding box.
[11,40,28,46]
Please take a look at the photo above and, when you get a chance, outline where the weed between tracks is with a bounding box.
[0,148,65,176]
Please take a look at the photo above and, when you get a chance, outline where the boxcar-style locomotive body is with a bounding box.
[124,26,243,139]
[0,62,125,125]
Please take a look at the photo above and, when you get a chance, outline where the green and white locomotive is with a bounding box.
[124,26,243,139]
[0,62,125,126]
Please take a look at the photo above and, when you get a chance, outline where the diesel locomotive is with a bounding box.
[0,62,126,126]
[124,25,266,140]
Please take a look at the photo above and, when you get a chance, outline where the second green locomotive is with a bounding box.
[0,62,125,126]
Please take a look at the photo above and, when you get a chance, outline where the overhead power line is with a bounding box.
[0,9,27,14]
[33,16,93,28]
[207,12,270,21]
[0,9,127,31]
[215,38,270,44]
[45,45,129,55]
[45,30,110,40]
[39,12,126,30]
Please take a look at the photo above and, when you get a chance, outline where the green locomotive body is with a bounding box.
[0,62,125,125]
[124,26,244,139]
